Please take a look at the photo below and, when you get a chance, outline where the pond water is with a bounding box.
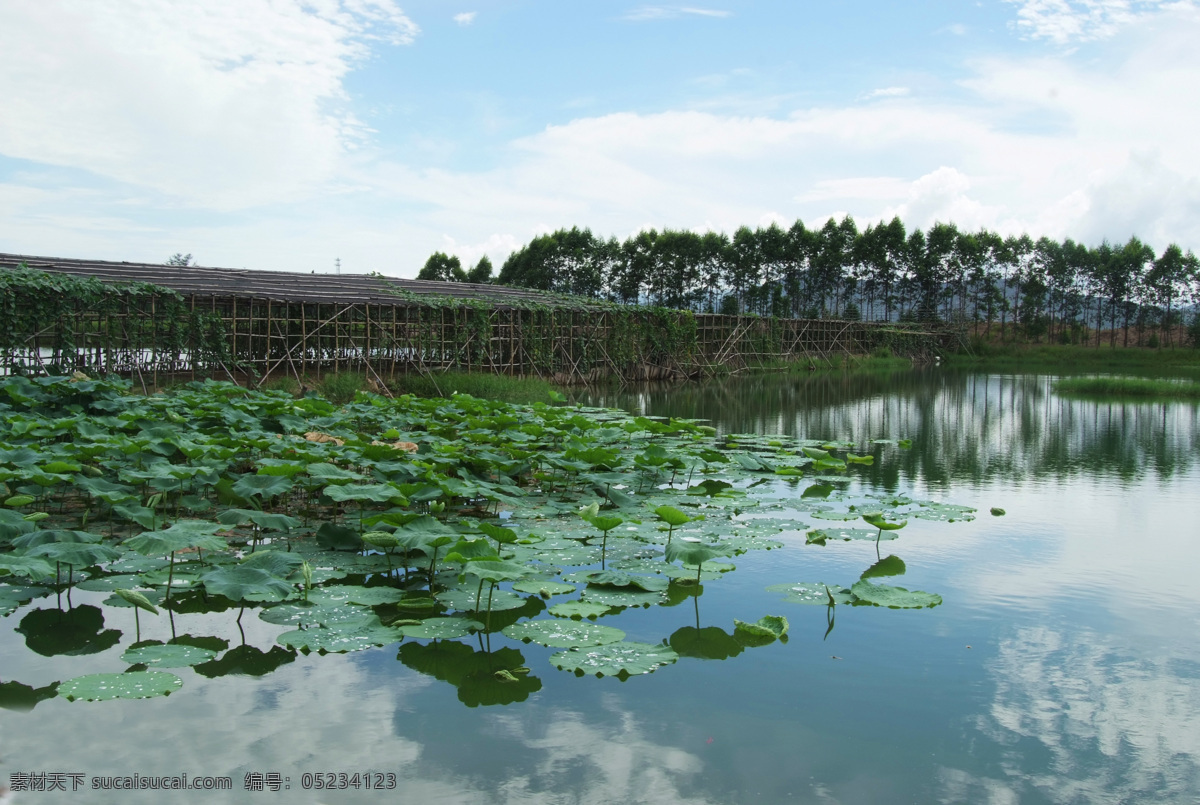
[3,370,1199,804]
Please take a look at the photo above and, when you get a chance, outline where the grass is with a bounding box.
[387,370,563,404]
[748,351,914,375]
[1053,375,1200,399]
[947,342,1200,375]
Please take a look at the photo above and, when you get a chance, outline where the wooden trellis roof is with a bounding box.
[0,252,596,310]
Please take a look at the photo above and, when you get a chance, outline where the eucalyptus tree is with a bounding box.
[611,230,657,305]
[727,226,761,314]
[783,220,814,317]
[698,231,731,313]
[498,227,605,297]
[1144,244,1198,347]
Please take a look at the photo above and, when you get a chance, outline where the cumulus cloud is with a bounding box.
[1005,0,1180,44]
[0,0,418,209]
[453,11,477,25]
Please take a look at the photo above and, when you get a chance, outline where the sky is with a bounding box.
[1,0,1198,277]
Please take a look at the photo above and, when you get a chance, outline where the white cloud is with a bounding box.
[0,0,418,209]
[1005,0,1179,44]
[864,86,911,99]
[453,11,477,25]
[622,6,732,21]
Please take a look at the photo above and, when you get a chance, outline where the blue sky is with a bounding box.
[2,0,1198,276]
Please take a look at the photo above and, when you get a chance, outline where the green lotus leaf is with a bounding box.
[305,463,364,483]
[664,542,729,567]
[850,580,941,609]
[845,453,874,464]
[121,642,217,667]
[231,474,293,499]
[277,615,402,653]
[398,616,484,639]
[802,447,831,460]
[810,510,862,521]
[580,587,665,608]
[334,585,407,605]
[58,671,183,702]
[478,523,518,544]
[239,550,305,579]
[201,566,294,602]
[435,587,527,612]
[462,559,533,583]
[911,503,976,522]
[765,582,855,605]
[444,538,500,564]
[315,523,363,552]
[124,521,228,556]
[550,641,678,677]
[733,615,789,642]
[990,507,1006,516]
[0,555,55,579]
[324,483,406,504]
[806,527,896,545]
[24,541,120,567]
[653,505,693,526]
[861,513,908,531]
[562,570,669,591]
[548,600,613,620]
[502,619,625,648]
[258,601,365,627]
[215,509,301,532]
[511,579,576,597]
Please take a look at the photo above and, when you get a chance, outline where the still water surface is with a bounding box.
[3,370,1198,804]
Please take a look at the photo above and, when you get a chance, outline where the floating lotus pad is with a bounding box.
[511,579,576,597]
[277,615,403,653]
[436,588,528,612]
[502,619,625,648]
[580,588,665,608]
[548,600,612,620]
[121,643,218,668]
[765,582,855,605]
[398,616,484,639]
[58,671,183,702]
[258,601,366,627]
[850,580,942,609]
[550,641,679,678]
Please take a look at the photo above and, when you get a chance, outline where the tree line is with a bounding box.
[421,218,1200,346]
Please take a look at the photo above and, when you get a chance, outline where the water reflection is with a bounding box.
[939,625,1200,804]
[585,371,1200,486]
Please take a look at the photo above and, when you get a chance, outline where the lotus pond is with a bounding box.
[1,370,1198,803]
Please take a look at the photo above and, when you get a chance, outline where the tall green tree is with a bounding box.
[418,252,467,282]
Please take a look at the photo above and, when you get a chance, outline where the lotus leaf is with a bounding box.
[733,615,789,642]
[580,586,665,608]
[58,671,183,702]
[121,643,217,667]
[398,616,484,639]
[548,600,612,619]
[765,582,855,605]
[551,641,678,677]
[277,614,402,653]
[850,580,941,609]
[435,587,527,612]
[511,579,575,597]
[502,619,625,648]
[202,566,294,602]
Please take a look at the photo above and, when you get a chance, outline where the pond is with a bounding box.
[2,370,1198,804]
